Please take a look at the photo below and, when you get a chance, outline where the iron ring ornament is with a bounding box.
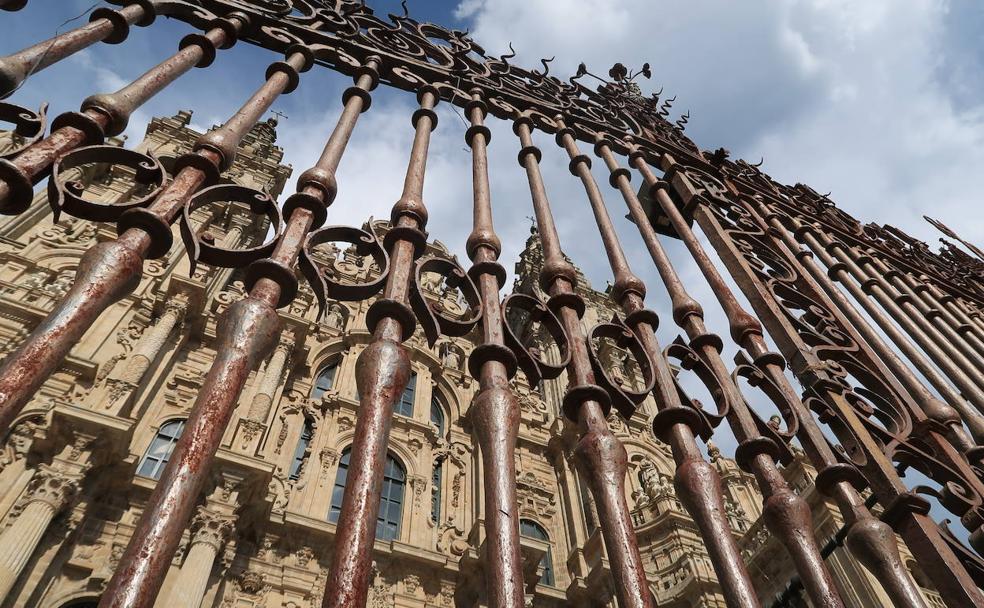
[46,145,168,223]
[179,183,284,275]
[661,338,725,441]
[586,315,655,419]
[298,223,390,318]
[409,254,482,348]
[501,292,571,387]
[0,101,47,160]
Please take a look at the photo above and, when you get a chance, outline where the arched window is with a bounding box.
[137,420,185,480]
[312,361,338,400]
[520,519,555,586]
[430,397,446,523]
[328,448,406,541]
[394,371,416,417]
[430,397,446,436]
[288,418,314,481]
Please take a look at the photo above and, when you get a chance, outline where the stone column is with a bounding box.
[221,224,243,249]
[119,298,189,384]
[246,333,294,423]
[0,465,79,601]
[167,508,233,607]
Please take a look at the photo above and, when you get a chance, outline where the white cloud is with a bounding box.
[457,0,984,251]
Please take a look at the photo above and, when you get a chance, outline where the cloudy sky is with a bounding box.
[5,2,983,441]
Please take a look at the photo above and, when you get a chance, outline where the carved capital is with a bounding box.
[22,465,81,512]
[190,508,235,552]
[163,295,190,318]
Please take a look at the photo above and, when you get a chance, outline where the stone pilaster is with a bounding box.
[119,297,189,385]
[246,333,294,424]
[166,507,234,607]
[0,465,80,600]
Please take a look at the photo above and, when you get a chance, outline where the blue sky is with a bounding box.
[6,0,984,503]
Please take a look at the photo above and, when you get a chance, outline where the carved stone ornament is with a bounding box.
[190,508,235,551]
[18,464,81,513]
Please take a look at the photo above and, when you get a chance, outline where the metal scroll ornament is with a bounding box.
[47,145,168,222]
[409,254,482,347]
[298,223,390,319]
[179,183,285,275]
[501,292,571,387]
[586,315,655,418]
[0,101,47,159]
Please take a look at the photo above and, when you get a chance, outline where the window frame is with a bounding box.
[520,518,556,587]
[328,447,407,542]
[311,360,339,400]
[394,371,417,417]
[288,417,315,481]
[137,419,185,481]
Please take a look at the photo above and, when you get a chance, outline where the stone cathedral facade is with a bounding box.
[0,114,946,608]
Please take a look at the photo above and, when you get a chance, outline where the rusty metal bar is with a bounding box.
[833,241,984,379]
[562,130,765,607]
[99,50,368,608]
[906,274,984,347]
[513,115,657,608]
[873,256,984,358]
[956,296,984,334]
[653,153,984,607]
[0,12,245,215]
[0,1,157,98]
[320,86,438,608]
[462,89,525,607]
[568,134,842,607]
[622,151,933,607]
[810,231,984,419]
[870,254,984,364]
[917,278,984,352]
[0,43,305,439]
[772,210,984,445]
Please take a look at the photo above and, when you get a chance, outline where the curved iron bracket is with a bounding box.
[587,315,655,419]
[299,223,390,319]
[501,292,571,387]
[179,183,283,275]
[47,145,167,223]
[409,254,482,347]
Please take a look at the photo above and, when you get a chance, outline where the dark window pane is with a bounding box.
[430,398,445,436]
[312,362,338,400]
[137,420,184,481]
[288,419,314,481]
[329,449,405,542]
[520,519,555,586]
[394,372,416,417]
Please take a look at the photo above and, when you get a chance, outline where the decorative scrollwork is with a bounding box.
[663,338,725,440]
[409,255,481,347]
[501,292,570,387]
[586,316,654,418]
[0,101,47,159]
[298,223,389,319]
[179,184,284,274]
[731,355,800,466]
[46,145,167,222]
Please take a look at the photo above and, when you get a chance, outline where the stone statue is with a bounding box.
[326,303,345,329]
[441,343,462,370]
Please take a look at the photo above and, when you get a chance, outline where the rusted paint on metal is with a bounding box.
[514,115,657,608]
[463,88,526,607]
[97,48,318,608]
